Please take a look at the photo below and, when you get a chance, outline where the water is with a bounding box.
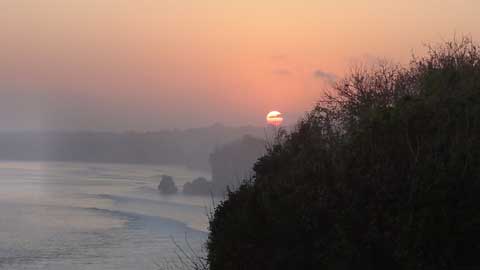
[0,161,214,270]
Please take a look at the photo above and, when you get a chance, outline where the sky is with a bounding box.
[1,0,479,131]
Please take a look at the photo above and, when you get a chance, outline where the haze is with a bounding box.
[1,0,479,131]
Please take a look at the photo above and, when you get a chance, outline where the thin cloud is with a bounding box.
[313,69,337,82]
[273,69,292,76]
[270,54,288,63]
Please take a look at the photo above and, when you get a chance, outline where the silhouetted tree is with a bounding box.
[207,38,480,270]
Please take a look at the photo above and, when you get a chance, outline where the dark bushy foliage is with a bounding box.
[158,175,178,194]
[207,38,480,270]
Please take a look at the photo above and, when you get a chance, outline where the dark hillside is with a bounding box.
[207,38,480,270]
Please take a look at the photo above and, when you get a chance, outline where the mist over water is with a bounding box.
[0,161,212,270]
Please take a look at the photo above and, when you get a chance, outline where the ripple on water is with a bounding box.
[0,161,210,270]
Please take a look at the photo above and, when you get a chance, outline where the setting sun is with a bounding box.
[266,111,284,126]
[0,1,479,268]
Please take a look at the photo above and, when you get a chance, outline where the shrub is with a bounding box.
[207,38,480,270]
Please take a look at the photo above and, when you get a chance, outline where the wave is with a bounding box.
[81,207,206,235]
[89,193,205,210]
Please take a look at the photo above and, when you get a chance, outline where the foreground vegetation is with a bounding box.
[206,38,480,270]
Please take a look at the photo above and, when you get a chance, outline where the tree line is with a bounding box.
[206,38,480,270]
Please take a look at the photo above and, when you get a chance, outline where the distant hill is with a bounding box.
[183,135,267,195]
[209,135,266,191]
[0,124,267,170]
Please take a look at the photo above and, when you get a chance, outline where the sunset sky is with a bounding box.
[1,0,479,131]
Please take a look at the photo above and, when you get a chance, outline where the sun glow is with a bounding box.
[266,111,284,126]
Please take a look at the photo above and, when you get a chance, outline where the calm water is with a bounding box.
[0,161,213,270]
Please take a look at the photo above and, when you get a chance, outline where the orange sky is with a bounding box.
[1,0,479,130]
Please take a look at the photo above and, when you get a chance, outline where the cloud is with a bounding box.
[313,69,337,82]
[270,54,288,63]
[273,69,292,76]
[347,53,380,66]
